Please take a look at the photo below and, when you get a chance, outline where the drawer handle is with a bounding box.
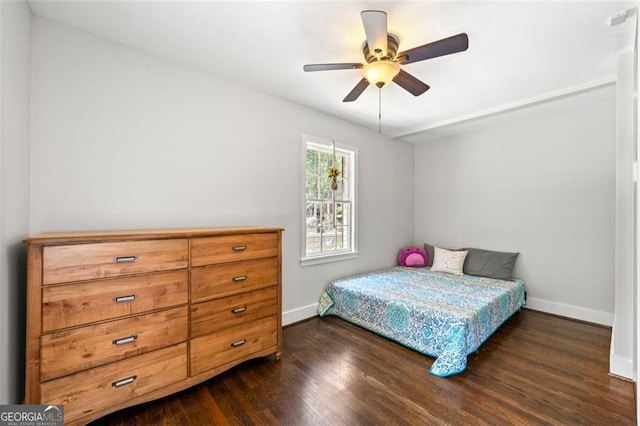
[112,375,137,388]
[114,255,138,263]
[112,335,138,345]
[231,306,247,314]
[232,276,247,283]
[232,246,247,252]
[230,339,247,348]
[114,294,137,303]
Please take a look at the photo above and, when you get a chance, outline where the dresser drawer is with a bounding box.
[41,343,187,421]
[42,270,188,332]
[41,307,188,381]
[191,258,278,302]
[43,239,188,285]
[191,287,277,338]
[191,233,278,267]
[190,316,277,376]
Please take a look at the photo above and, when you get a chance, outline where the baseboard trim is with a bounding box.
[609,354,635,380]
[283,303,318,326]
[523,297,613,326]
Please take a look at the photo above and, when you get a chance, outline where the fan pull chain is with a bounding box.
[378,87,382,134]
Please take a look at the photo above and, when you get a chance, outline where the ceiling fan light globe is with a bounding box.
[362,60,400,87]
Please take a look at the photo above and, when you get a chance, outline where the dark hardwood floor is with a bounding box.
[90,309,635,425]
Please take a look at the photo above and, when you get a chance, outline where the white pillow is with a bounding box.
[430,247,468,276]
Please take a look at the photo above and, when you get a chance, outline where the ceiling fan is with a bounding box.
[303,10,469,102]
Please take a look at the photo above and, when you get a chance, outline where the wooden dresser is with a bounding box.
[23,227,283,425]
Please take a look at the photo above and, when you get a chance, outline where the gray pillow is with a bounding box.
[423,243,435,267]
[462,248,519,280]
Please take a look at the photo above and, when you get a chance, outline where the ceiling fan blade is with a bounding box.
[397,33,469,65]
[303,63,363,72]
[361,10,388,58]
[393,69,430,96]
[343,78,370,102]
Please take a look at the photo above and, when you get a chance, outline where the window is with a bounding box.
[301,135,357,266]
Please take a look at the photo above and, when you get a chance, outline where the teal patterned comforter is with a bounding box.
[317,266,526,377]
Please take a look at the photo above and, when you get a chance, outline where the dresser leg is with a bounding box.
[274,352,281,362]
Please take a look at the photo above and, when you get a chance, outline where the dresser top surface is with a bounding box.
[24,226,284,245]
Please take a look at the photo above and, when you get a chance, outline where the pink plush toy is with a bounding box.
[397,245,428,267]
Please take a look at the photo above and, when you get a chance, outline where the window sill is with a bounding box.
[300,251,359,267]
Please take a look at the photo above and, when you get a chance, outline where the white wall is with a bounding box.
[633,5,640,416]
[30,17,415,326]
[414,85,616,326]
[0,0,31,404]
[612,50,635,379]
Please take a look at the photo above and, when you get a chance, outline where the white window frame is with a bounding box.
[300,134,358,266]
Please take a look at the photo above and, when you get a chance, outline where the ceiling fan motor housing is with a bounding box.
[363,34,399,62]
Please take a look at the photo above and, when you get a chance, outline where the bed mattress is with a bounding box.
[318,266,526,377]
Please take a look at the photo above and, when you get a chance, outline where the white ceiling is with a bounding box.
[28,1,637,142]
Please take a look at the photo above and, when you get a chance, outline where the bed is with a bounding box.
[317,266,526,377]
